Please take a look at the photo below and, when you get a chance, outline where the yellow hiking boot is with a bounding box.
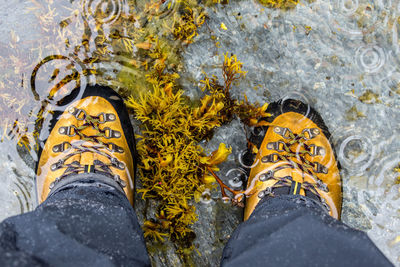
[244,99,342,220]
[36,85,136,205]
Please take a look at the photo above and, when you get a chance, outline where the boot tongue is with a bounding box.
[271,164,322,202]
[63,141,98,175]
[75,141,113,174]
[274,165,306,196]
[80,149,95,167]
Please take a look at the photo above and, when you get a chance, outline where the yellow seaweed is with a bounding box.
[126,51,269,246]
[257,0,299,9]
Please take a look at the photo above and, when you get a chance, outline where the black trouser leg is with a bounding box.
[221,195,393,267]
[0,174,150,267]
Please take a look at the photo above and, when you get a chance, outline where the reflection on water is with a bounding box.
[0,0,399,265]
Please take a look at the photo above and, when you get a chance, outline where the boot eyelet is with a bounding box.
[97,113,106,123]
[118,162,125,169]
[108,114,116,121]
[104,128,121,139]
[68,107,86,120]
[257,187,272,199]
[73,109,87,120]
[58,126,77,137]
[261,154,279,163]
[261,156,269,163]
[259,174,268,181]
[114,131,121,138]
[52,142,71,153]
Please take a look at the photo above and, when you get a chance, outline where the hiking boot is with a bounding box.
[244,99,342,220]
[36,85,136,205]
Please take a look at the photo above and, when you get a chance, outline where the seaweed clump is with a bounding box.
[172,7,206,44]
[126,51,268,247]
[257,0,299,9]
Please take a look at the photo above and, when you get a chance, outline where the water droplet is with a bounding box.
[226,168,246,188]
[355,45,386,73]
[340,0,359,16]
[200,189,212,204]
[331,127,376,175]
[280,91,312,121]
[222,196,230,204]
[238,149,259,168]
[82,0,127,25]
[329,1,381,39]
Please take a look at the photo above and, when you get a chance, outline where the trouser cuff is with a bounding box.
[47,173,126,200]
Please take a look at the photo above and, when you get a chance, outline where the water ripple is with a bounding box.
[149,0,178,19]
[330,126,376,176]
[82,0,127,25]
[226,168,246,189]
[328,0,381,39]
[30,55,88,111]
[355,45,386,73]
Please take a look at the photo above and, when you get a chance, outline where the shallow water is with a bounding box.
[0,0,399,265]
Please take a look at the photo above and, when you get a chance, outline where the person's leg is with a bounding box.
[221,99,392,267]
[0,174,150,267]
[221,195,393,267]
[0,84,150,266]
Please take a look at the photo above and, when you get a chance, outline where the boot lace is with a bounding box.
[49,107,127,189]
[257,126,330,207]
